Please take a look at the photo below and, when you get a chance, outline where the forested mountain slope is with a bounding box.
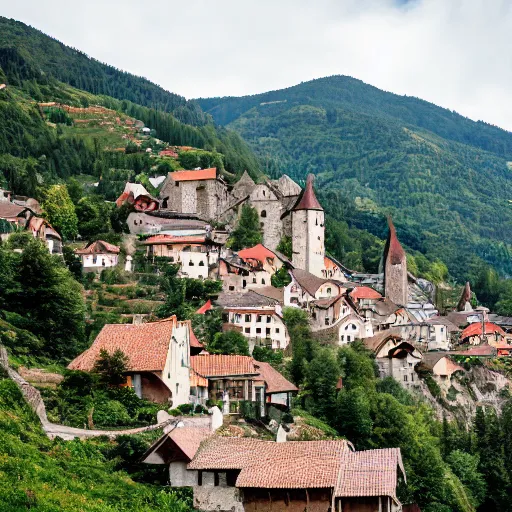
[198,77,512,280]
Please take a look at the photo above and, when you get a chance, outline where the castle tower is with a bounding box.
[457,282,473,312]
[291,174,325,277]
[383,217,408,306]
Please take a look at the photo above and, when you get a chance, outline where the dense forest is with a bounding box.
[198,77,512,281]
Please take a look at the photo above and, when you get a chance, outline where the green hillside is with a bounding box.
[198,77,512,280]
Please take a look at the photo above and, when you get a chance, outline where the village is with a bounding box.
[1,160,511,512]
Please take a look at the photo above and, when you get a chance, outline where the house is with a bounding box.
[364,329,422,390]
[116,182,159,212]
[417,353,464,394]
[190,354,298,416]
[0,202,62,254]
[127,210,209,235]
[178,436,406,512]
[75,240,120,270]
[459,322,508,346]
[395,316,459,352]
[0,188,11,202]
[321,255,347,280]
[159,168,228,220]
[215,291,289,350]
[285,268,341,308]
[142,234,221,279]
[68,316,193,407]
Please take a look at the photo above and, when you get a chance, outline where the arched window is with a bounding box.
[261,278,266,285]
[261,210,267,218]
[199,261,205,266]
[326,287,332,294]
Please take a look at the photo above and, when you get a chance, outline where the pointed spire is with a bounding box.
[457,282,472,312]
[385,216,406,265]
[293,174,323,211]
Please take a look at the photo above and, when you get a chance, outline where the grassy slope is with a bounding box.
[0,376,191,512]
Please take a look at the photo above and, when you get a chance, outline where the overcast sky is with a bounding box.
[1,0,511,131]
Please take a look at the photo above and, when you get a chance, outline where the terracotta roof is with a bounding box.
[313,295,345,309]
[169,427,212,460]
[238,244,278,265]
[460,322,505,340]
[253,362,298,394]
[68,317,176,372]
[75,240,120,255]
[457,282,472,311]
[446,311,475,328]
[350,287,382,300]
[385,217,406,265]
[190,368,208,387]
[170,168,217,182]
[448,345,497,357]
[291,268,331,297]
[419,353,454,371]
[190,354,258,378]
[293,174,323,211]
[335,448,405,499]
[141,234,206,245]
[196,300,213,314]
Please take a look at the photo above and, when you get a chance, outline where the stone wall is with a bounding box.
[385,260,408,306]
[193,485,244,512]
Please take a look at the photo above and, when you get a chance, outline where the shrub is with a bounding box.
[177,403,193,415]
[194,404,208,414]
[93,399,132,427]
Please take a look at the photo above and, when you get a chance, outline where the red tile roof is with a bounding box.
[170,168,217,182]
[449,345,497,357]
[460,322,505,340]
[386,217,406,265]
[159,149,178,158]
[335,448,405,499]
[293,174,323,211]
[75,240,120,255]
[350,287,382,300]
[141,234,206,245]
[68,317,176,372]
[238,244,277,265]
[253,362,298,394]
[196,300,213,314]
[190,354,258,378]
[169,427,212,460]
[291,268,332,297]
[189,327,204,349]
[0,202,27,220]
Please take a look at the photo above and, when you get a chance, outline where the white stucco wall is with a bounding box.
[81,253,118,268]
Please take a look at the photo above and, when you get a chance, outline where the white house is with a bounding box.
[75,240,120,270]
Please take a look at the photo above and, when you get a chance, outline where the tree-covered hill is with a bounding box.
[198,77,512,280]
[0,17,205,126]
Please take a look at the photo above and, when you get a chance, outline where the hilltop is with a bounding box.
[198,76,512,281]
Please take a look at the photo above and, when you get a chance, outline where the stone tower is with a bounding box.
[291,174,325,277]
[383,217,408,306]
[457,282,473,312]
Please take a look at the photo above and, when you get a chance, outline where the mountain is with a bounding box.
[198,76,512,280]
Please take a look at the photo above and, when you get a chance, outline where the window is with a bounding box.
[260,222,264,228]
[261,278,266,285]
[340,335,345,342]
[214,473,220,487]
[166,244,173,250]
[261,210,267,218]
[222,313,229,322]
[266,328,271,336]
[245,314,252,322]
[198,471,203,486]
[327,287,332,294]
[242,280,247,288]
[170,256,175,262]
[441,327,444,333]
[408,363,413,367]
[403,376,408,382]
[199,261,205,266]
[93,255,97,264]
[266,316,271,323]
[229,285,235,291]
[275,328,280,334]
[245,327,250,333]
[257,315,262,323]
[263,190,266,197]
[234,313,241,323]
[175,182,179,187]
[347,335,351,342]
[256,328,261,334]
[411,374,414,382]
[189,261,194,266]
[253,278,257,283]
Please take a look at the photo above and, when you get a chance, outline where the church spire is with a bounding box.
[385,216,406,265]
[293,174,323,211]
[383,216,408,306]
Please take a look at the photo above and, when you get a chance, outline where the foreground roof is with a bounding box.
[170,168,217,182]
[335,448,405,500]
[363,328,404,353]
[169,427,212,460]
[68,317,177,372]
[0,202,28,219]
[215,290,280,309]
[291,268,331,297]
[350,286,382,300]
[238,244,278,265]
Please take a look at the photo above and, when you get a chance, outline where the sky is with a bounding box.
[1,0,512,131]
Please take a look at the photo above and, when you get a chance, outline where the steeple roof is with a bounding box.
[457,282,472,311]
[293,174,323,211]
[385,217,406,265]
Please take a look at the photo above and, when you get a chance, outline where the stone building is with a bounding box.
[291,174,325,278]
[159,168,229,219]
[383,217,408,307]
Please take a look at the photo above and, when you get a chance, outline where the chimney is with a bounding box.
[132,314,144,325]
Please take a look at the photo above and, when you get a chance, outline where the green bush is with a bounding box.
[177,403,194,415]
[194,404,208,414]
[93,399,132,427]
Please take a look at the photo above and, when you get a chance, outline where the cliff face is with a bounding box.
[416,364,510,426]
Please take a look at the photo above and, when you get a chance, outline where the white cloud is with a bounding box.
[1,0,511,130]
